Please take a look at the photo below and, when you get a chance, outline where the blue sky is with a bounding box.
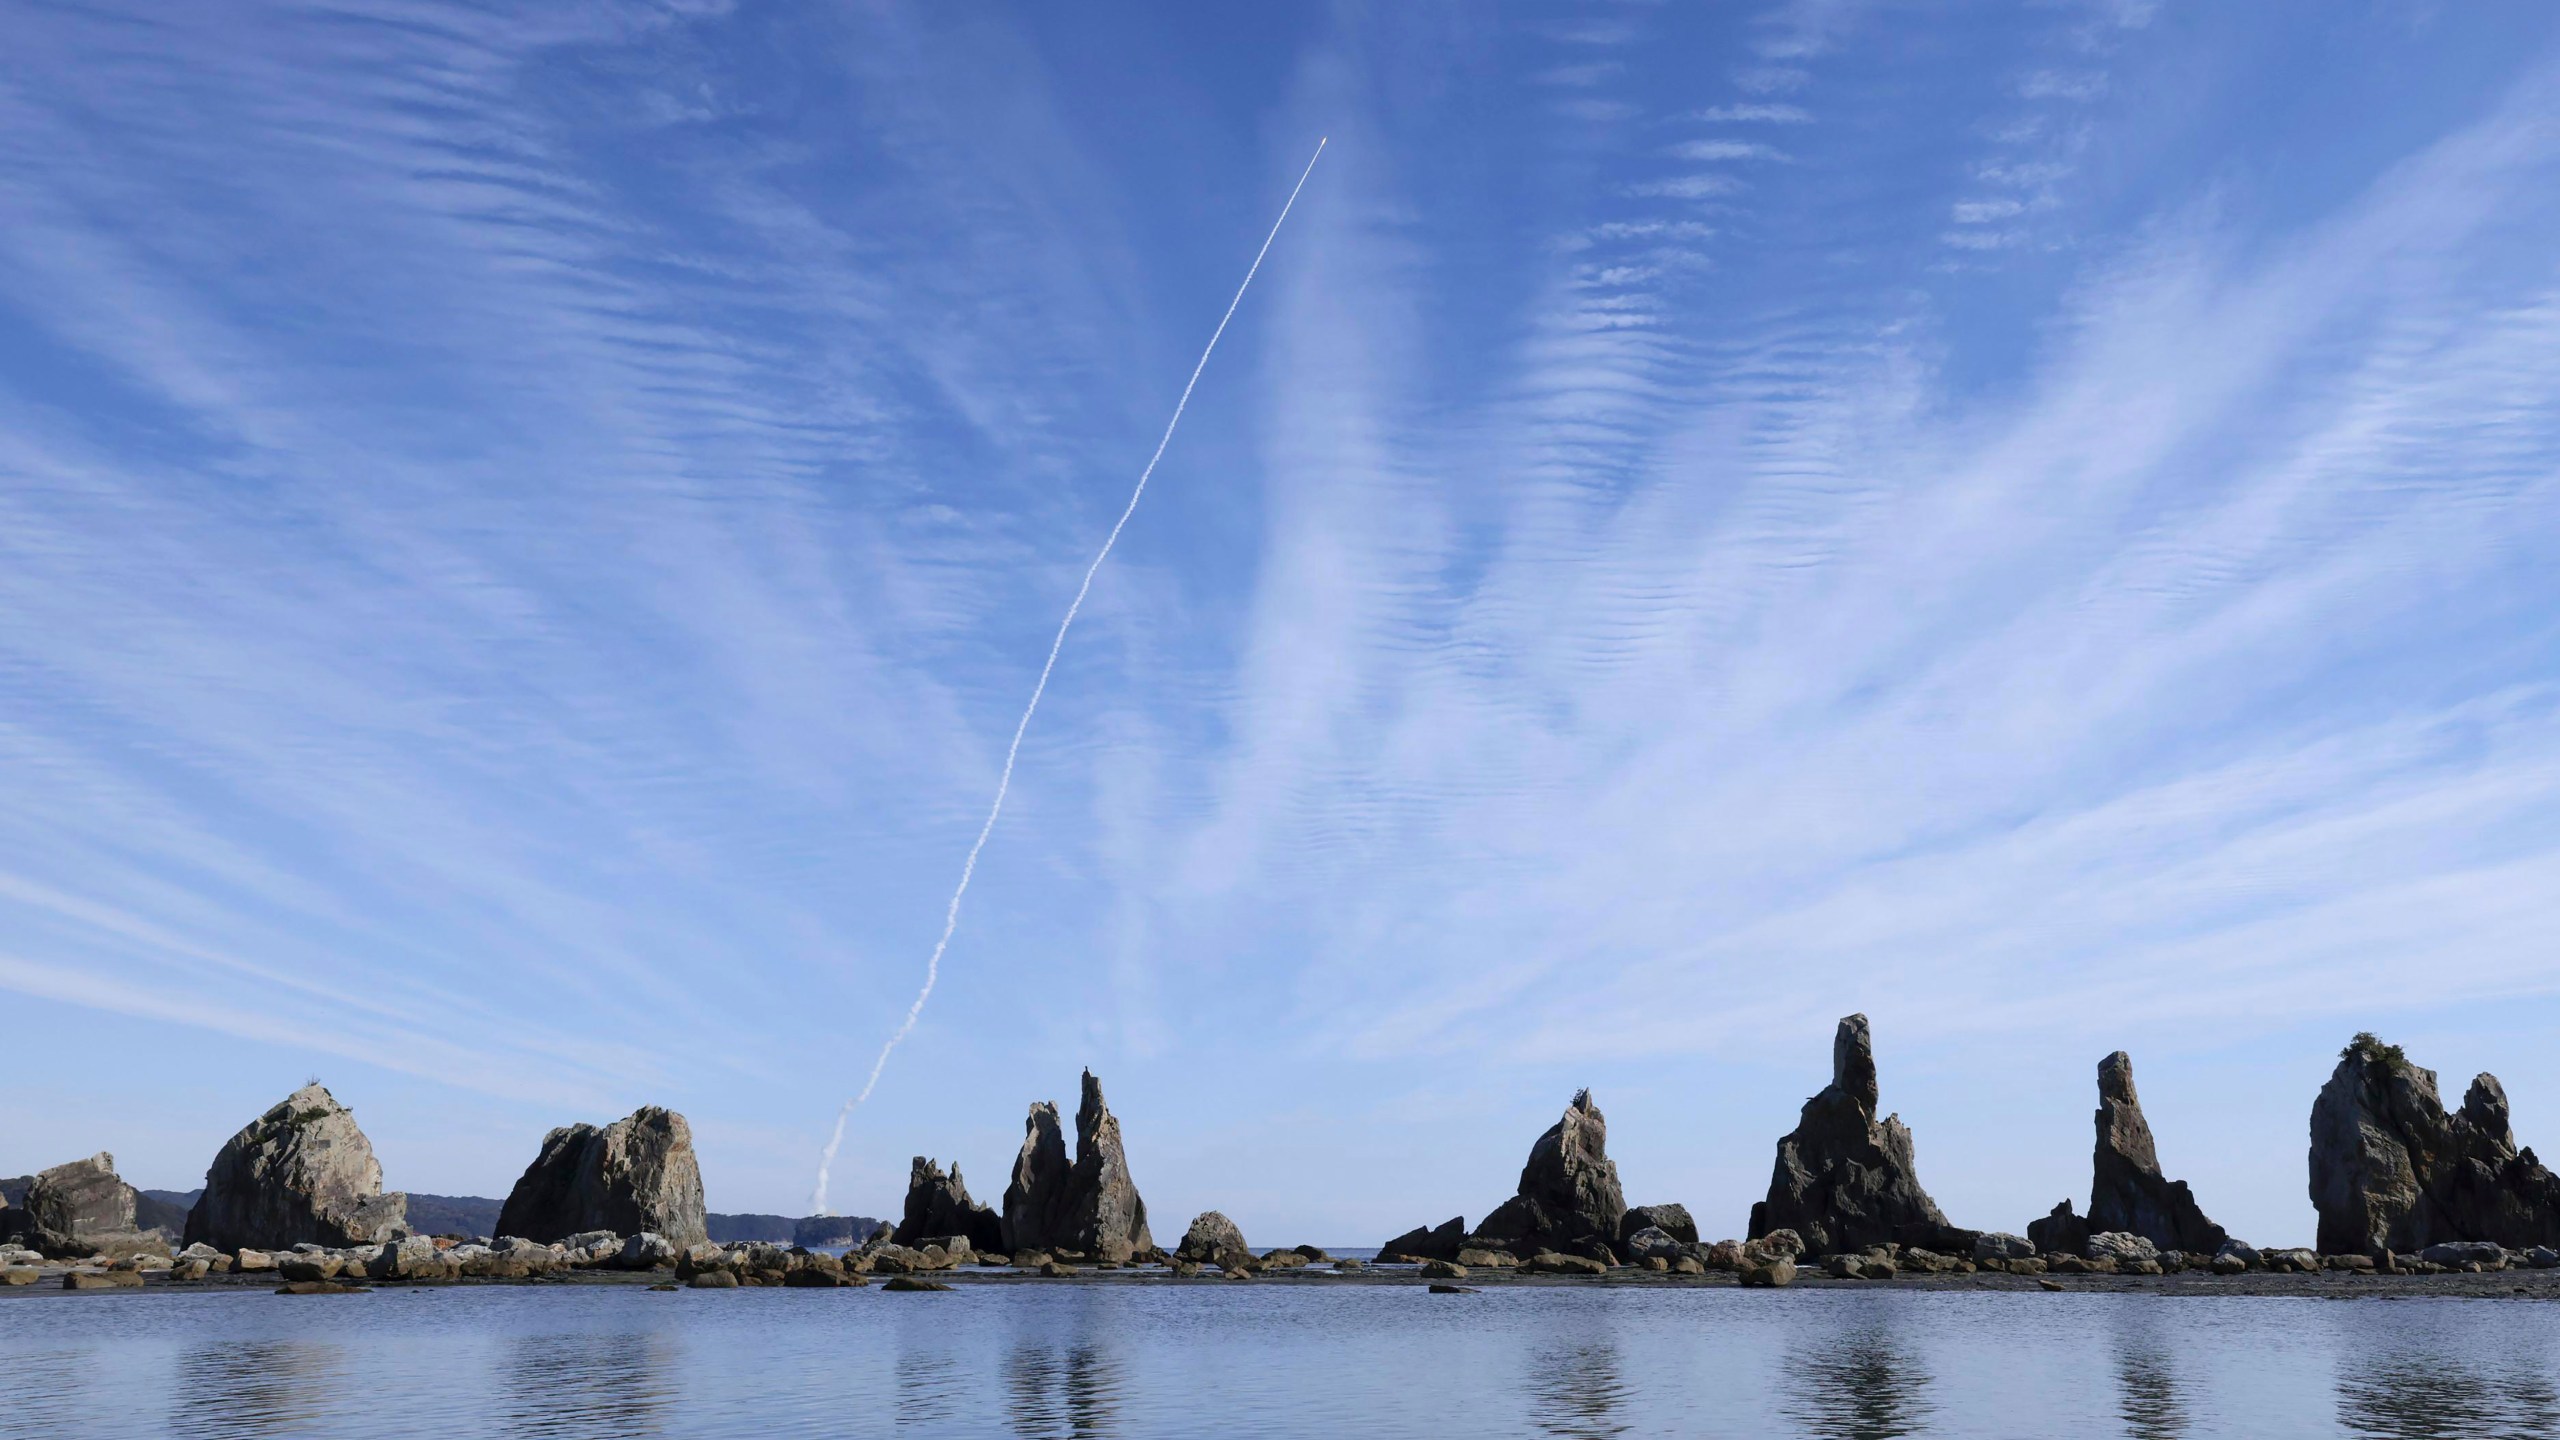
[5,1,2559,1250]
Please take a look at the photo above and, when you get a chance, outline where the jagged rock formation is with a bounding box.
[1750,1015,1968,1255]
[999,1071,1154,1260]
[2028,1200,2089,1258]
[185,1084,409,1251]
[494,1105,707,1246]
[2309,1033,2560,1256]
[899,1157,1003,1253]
[1379,1216,1465,1262]
[2086,1052,2226,1253]
[1176,1210,1248,1264]
[1468,1090,1626,1255]
[1618,1203,1697,1247]
[1001,1102,1071,1253]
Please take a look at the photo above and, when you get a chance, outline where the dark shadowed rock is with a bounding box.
[998,1072,1153,1261]
[1618,1203,1697,1247]
[1058,1071,1153,1262]
[2087,1052,2227,1254]
[494,1106,707,1247]
[1468,1091,1625,1255]
[900,1158,1004,1255]
[1001,1102,1071,1253]
[1750,1015,1968,1255]
[1379,1216,1465,1263]
[2028,1200,2089,1258]
[26,1154,136,1254]
[185,1085,409,1252]
[1176,1211,1248,1264]
[2309,1033,2560,1255]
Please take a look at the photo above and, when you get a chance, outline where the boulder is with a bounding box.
[1617,1203,1698,1247]
[1701,1239,1747,1271]
[1621,1226,1684,1263]
[1419,1258,1469,1280]
[1455,1247,1518,1268]
[494,1107,707,1247]
[24,1154,139,1254]
[1468,1090,1626,1256]
[2085,1231,2159,1265]
[614,1232,677,1270]
[2419,1240,2507,1271]
[1750,1016,1966,1255]
[1379,1217,1465,1263]
[2310,1033,2560,1256]
[2028,1201,2090,1259]
[1973,1232,2035,1263]
[899,1158,1005,1256]
[184,1085,408,1252]
[2087,1053,2227,1254]
[1738,1257,1796,1288]
[1176,1211,1248,1265]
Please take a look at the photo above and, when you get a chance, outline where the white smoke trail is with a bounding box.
[810,138,1328,1215]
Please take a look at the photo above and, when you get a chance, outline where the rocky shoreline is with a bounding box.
[11,1024,2560,1302]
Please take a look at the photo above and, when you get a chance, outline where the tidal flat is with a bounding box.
[8,1273,2560,1439]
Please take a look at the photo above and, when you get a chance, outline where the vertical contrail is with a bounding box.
[811,137,1328,1215]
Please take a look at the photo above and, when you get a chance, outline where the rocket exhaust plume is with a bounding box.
[811,138,1328,1215]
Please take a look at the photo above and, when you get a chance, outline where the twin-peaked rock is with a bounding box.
[2310,1033,2560,1255]
[1000,1070,1153,1260]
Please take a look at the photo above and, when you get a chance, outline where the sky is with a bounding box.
[4,0,2559,1250]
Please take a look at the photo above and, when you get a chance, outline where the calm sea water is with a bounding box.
[6,1282,2557,1438]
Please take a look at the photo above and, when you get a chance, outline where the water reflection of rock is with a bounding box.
[2112,1331,2188,1439]
[171,1339,349,1437]
[1005,1340,1121,1438]
[494,1333,675,1436]
[2338,1357,2560,1438]
[1528,1340,1630,1440]
[1791,1322,1933,1440]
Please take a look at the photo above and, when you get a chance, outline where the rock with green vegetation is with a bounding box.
[185,1085,408,1252]
[2309,1032,2560,1255]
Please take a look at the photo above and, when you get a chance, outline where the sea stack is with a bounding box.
[185,1084,409,1251]
[2308,1033,2560,1256]
[2086,1052,2226,1253]
[899,1156,1004,1253]
[22,1153,141,1255]
[1467,1090,1626,1258]
[999,1070,1154,1261]
[495,1105,708,1246]
[1750,1014,1967,1255]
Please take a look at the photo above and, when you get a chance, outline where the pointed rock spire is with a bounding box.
[1749,1014,1965,1255]
[1000,1101,1070,1253]
[900,1156,1003,1253]
[2086,1051,2225,1253]
[1467,1089,1627,1256]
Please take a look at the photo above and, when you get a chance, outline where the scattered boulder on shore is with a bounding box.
[2309,1033,2560,1256]
[1467,1090,1626,1257]
[184,1085,408,1252]
[1378,1216,1465,1263]
[2087,1052,2227,1255]
[1176,1211,1248,1265]
[1750,1015,1970,1255]
[495,1106,708,1247]
[1618,1203,1697,1247]
[899,1158,1004,1256]
[998,1071,1154,1262]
